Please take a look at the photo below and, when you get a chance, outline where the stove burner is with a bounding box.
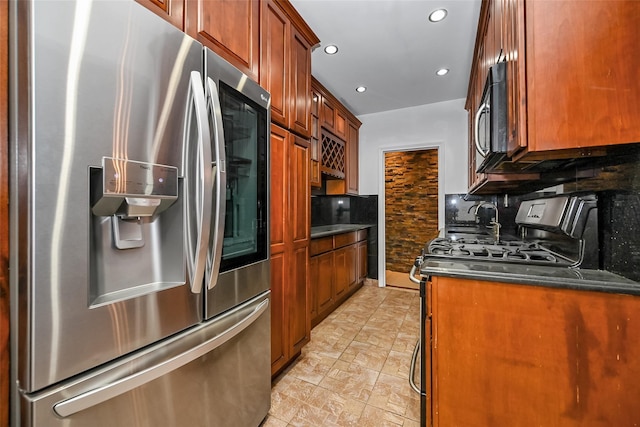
[426,238,572,266]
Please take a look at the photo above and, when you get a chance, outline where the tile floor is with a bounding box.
[263,283,422,427]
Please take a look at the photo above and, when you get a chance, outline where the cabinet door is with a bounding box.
[310,90,321,187]
[136,0,184,29]
[320,96,336,131]
[333,248,350,298]
[309,256,318,320]
[269,124,288,376]
[269,124,288,250]
[260,0,289,128]
[291,135,310,244]
[185,0,259,81]
[289,245,309,354]
[525,1,640,152]
[269,251,287,374]
[289,135,310,353]
[289,26,312,138]
[315,252,334,315]
[334,109,347,140]
[346,244,357,289]
[346,120,359,195]
[432,276,640,426]
[357,240,367,284]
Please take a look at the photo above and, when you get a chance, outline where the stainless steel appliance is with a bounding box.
[9,2,270,426]
[474,61,508,173]
[409,193,600,427]
[425,193,599,268]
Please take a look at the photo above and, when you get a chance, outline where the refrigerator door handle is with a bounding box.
[205,77,227,290]
[53,298,269,418]
[184,71,214,294]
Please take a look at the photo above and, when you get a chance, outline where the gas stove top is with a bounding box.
[425,237,576,266]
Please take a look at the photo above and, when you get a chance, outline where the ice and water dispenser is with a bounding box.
[89,157,185,305]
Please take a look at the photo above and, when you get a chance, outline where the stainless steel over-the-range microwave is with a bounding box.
[474,61,508,173]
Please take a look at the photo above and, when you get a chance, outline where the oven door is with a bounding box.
[474,61,508,173]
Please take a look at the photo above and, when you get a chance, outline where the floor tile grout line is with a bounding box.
[266,285,421,426]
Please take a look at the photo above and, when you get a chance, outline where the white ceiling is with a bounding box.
[289,0,482,117]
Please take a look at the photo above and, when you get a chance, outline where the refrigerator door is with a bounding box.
[204,50,271,319]
[22,292,271,427]
[12,1,204,392]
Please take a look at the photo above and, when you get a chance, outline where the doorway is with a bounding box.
[383,148,440,289]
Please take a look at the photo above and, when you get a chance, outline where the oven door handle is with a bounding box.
[409,256,423,284]
[409,264,421,284]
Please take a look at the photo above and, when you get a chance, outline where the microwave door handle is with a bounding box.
[205,77,227,291]
[185,71,213,294]
[474,102,490,157]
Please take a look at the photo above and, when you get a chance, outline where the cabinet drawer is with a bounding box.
[356,229,368,242]
[334,231,357,249]
[310,236,333,256]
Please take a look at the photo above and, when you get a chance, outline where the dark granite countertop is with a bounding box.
[419,226,640,296]
[311,224,375,239]
[420,257,640,296]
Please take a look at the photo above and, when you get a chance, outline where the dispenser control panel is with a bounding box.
[91,157,179,218]
[103,157,178,197]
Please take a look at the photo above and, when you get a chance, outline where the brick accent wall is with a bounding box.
[384,149,439,273]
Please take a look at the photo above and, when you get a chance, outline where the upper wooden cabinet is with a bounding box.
[346,119,360,195]
[466,0,640,194]
[260,0,318,138]
[310,89,321,187]
[312,77,361,194]
[185,0,260,82]
[135,0,184,29]
[520,1,640,156]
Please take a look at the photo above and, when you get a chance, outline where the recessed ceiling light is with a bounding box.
[355,86,367,93]
[436,68,449,76]
[429,9,448,23]
[324,44,338,55]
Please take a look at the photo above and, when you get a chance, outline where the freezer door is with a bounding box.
[11,0,204,392]
[22,293,271,427]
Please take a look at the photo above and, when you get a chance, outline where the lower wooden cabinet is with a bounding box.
[269,124,310,377]
[427,276,640,426]
[310,229,367,327]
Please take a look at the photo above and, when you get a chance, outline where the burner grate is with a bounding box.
[426,238,572,266]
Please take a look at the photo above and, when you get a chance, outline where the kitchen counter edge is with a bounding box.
[310,224,375,239]
[420,259,640,296]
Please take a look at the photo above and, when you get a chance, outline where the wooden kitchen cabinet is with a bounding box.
[345,119,360,194]
[356,239,367,286]
[519,1,640,155]
[135,0,184,29]
[260,0,318,138]
[466,0,640,194]
[309,250,334,320]
[185,0,260,82]
[269,124,311,376]
[310,89,321,187]
[428,276,640,426]
[310,229,367,327]
[333,244,356,299]
[312,77,362,194]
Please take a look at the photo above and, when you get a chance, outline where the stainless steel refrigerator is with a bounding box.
[9,1,271,426]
